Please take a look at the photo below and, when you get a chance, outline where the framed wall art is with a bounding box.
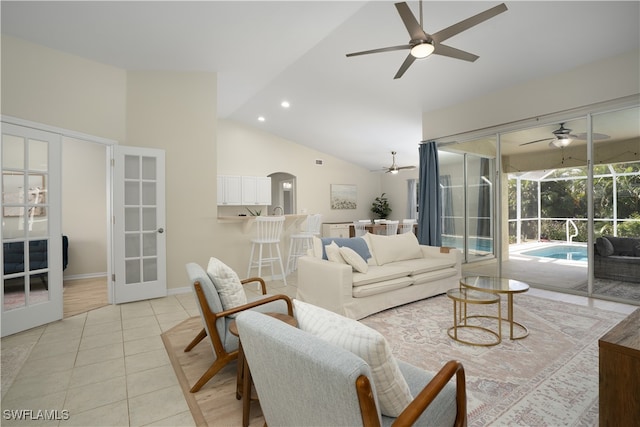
[330,184,357,210]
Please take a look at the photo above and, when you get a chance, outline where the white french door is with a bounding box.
[112,145,166,304]
[1,123,62,337]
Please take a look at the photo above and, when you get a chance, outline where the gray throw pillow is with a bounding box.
[596,237,614,257]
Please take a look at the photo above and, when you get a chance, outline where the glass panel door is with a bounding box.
[113,145,166,304]
[439,136,496,263]
[592,106,640,304]
[500,118,589,293]
[1,123,62,337]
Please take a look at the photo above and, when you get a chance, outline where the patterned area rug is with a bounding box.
[573,278,640,302]
[361,294,627,427]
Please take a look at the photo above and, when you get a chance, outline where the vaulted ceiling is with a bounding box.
[2,1,639,171]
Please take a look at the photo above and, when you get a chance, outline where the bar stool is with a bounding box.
[247,216,287,286]
[286,214,322,274]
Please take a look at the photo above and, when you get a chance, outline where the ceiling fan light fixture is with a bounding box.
[390,168,399,174]
[410,41,434,59]
[550,136,572,148]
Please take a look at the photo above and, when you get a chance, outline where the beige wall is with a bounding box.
[380,169,418,221]
[423,49,640,140]
[1,35,385,288]
[61,138,108,278]
[216,120,385,274]
[126,71,218,288]
[1,36,127,142]
[217,119,381,223]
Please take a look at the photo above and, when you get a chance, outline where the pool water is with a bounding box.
[521,245,588,261]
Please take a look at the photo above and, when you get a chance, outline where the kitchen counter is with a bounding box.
[218,214,307,233]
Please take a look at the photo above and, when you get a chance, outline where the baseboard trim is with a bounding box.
[64,272,108,281]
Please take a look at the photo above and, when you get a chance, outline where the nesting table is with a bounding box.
[447,287,502,346]
[460,276,530,340]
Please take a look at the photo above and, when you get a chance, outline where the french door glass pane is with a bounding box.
[2,132,51,313]
[123,154,159,288]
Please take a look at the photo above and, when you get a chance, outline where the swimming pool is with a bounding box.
[521,244,588,261]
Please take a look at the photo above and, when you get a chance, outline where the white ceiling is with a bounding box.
[2,1,639,171]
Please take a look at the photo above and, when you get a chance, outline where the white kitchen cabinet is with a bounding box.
[218,175,271,206]
[322,223,351,238]
[217,175,242,205]
[241,176,271,205]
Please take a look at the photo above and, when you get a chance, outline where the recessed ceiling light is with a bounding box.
[281,101,290,108]
[258,116,265,122]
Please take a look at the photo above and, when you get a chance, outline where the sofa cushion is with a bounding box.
[352,264,411,287]
[367,232,422,265]
[605,236,639,256]
[412,268,459,285]
[596,237,615,257]
[393,257,457,275]
[206,257,247,310]
[320,237,372,262]
[325,241,346,264]
[352,276,414,298]
[293,300,413,417]
[339,246,368,273]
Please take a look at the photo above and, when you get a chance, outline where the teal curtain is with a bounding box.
[418,141,442,246]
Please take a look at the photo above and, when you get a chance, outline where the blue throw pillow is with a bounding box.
[320,237,371,262]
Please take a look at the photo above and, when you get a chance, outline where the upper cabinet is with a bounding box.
[217,175,271,206]
[217,175,242,205]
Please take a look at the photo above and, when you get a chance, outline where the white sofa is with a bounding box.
[296,232,462,320]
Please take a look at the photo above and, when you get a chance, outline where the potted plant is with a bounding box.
[371,193,392,219]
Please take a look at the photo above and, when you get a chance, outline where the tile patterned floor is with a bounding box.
[0,276,634,426]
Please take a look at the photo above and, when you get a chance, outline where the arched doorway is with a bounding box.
[268,172,296,215]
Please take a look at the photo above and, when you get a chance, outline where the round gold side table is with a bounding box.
[447,287,502,347]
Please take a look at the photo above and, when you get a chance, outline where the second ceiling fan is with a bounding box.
[384,151,416,174]
[346,1,508,79]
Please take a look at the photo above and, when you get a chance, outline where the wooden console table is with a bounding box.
[598,308,640,426]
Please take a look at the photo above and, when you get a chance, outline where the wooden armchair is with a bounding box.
[184,262,293,393]
[236,310,467,426]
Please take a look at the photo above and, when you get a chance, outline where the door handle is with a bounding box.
[157,228,164,234]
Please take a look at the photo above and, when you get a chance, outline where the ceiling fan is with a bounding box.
[520,123,579,148]
[384,151,416,174]
[346,1,508,79]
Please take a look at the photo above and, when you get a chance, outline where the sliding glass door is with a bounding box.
[434,99,639,306]
[591,106,640,303]
[439,137,496,263]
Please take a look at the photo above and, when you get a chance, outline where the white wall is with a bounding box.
[380,170,418,221]
[62,138,107,278]
[1,36,127,142]
[423,49,640,140]
[217,119,381,223]
[126,71,218,287]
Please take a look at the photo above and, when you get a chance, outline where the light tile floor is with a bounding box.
[1,277,635,426]
[0,278,295,427]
